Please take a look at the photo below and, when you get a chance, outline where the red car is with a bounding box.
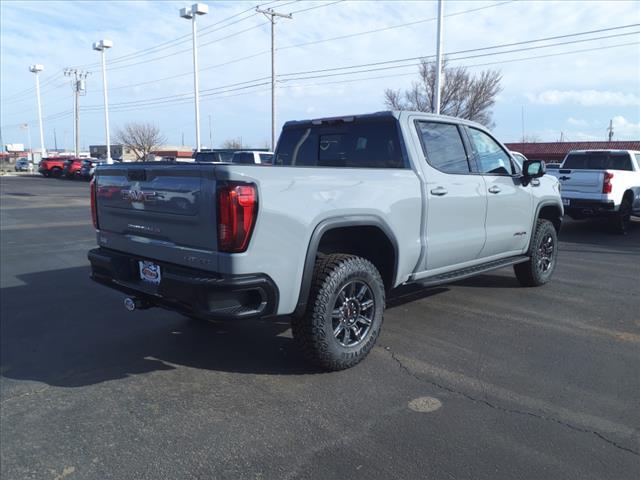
[39,157,73,177]
[62,158,84,178]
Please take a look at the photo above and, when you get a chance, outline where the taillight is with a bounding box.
[602,172,614,194]
[217,182,258,253]
[90,178,98,229]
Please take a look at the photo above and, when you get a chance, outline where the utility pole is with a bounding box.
[181,131,185,147]
[434,0,444,114]
[53,128,58,151]
[64,69,89,157]
[256,6,292,151]
[607,119,614,142]
[208,114,213,150]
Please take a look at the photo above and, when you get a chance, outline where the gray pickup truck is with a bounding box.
[88,111,563,370]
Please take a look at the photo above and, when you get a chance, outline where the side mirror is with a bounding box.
[522,159,545,186]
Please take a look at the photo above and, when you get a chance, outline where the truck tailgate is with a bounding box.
[553,169,604,194]
[95,163,219,267]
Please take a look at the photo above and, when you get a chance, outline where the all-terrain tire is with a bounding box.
[514,219,558,287]
[292,254,385,371]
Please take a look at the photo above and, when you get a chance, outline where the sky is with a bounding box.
[1,0,639,152]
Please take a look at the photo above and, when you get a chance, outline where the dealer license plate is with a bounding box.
[139,261,161,285]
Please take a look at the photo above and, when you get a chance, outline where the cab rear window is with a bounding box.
[563,152,633,171]
[274,118,406,168]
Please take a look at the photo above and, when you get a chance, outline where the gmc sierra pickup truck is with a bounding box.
[548,149,640,234]
[88,111,563,370]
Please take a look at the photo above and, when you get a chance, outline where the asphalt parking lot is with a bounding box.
[1,175,639,480]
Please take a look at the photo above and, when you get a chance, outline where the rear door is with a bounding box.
[95,163,218,264]
[465,126,533,257]
[414,120,487,270]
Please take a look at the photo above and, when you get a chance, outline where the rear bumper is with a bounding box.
[88,247,279,320]
[564,198,616,217]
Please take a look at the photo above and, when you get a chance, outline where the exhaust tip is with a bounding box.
[124,297,137,311]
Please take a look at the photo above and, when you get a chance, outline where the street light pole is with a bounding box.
[29,64,46,160]
[180,3,208,152]
[93,39,113,163]
[434,0,444,115]
[256,7,292,151]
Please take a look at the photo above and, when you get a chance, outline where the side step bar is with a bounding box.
[413,255,529,288]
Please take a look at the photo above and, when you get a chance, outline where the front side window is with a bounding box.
[416,121,470,174]
[259,153,273,164]
[468,128,513,175]
[274,119,405,168]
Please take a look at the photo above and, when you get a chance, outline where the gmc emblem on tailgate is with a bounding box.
[122,189,157,203]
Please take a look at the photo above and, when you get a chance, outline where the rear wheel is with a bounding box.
[50,167,62,178]
[610,195,632,235]
[292,254,385,371]
[514,219,558,287]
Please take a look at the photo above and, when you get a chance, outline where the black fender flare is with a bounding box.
[527,201,563,251]
[293,215,399,317]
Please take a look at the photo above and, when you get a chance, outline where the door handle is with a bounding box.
[488,186,501,194]
[430,186,448,196]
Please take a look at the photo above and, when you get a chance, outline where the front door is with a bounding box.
[465,127,533,257]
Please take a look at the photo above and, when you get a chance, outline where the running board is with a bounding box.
[413,255,529,287]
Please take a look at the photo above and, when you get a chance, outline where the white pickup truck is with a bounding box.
[548,150,640,233]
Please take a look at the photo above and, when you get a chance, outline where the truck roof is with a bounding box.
[567,149,640,154]
[282,110,488,131]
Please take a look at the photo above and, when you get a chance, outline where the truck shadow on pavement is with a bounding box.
[0,267,326,388]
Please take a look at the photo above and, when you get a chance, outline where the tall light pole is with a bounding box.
[29,64,46,160]
[93,39,113,163]
[256,7,292,151]
[434,0,444,115]
[180,3,208,152]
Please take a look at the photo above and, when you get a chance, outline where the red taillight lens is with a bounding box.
[217,182,258,252]
[90,178,98,229]
[602,172,614,194]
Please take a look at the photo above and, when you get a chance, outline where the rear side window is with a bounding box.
[259,153,273,164]
[416,121,470,174]
[274,119,405,168]
[563,152,633,171]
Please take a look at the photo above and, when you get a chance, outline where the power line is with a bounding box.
[288,0,345,15]
[278,27,640,78]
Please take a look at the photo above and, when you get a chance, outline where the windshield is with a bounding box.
[562,152,633,171]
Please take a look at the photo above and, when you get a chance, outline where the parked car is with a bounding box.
[62,158,84,178]
[79,158,109,180]
[545,162,562,169]
[14,158,31,172]
[38,157,72,177]
[231,151,274,165]
[88,111,562,370]
[547,149,640,233]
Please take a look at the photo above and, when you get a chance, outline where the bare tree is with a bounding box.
[222,138,243,149]
[114,122,166,161]
[384,59,502,127]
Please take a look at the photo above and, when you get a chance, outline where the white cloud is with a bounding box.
[527,90,640,107]
[566,117,588,127]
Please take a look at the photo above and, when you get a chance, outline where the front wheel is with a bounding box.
[292,254,385,371]
[514,219,558,287]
